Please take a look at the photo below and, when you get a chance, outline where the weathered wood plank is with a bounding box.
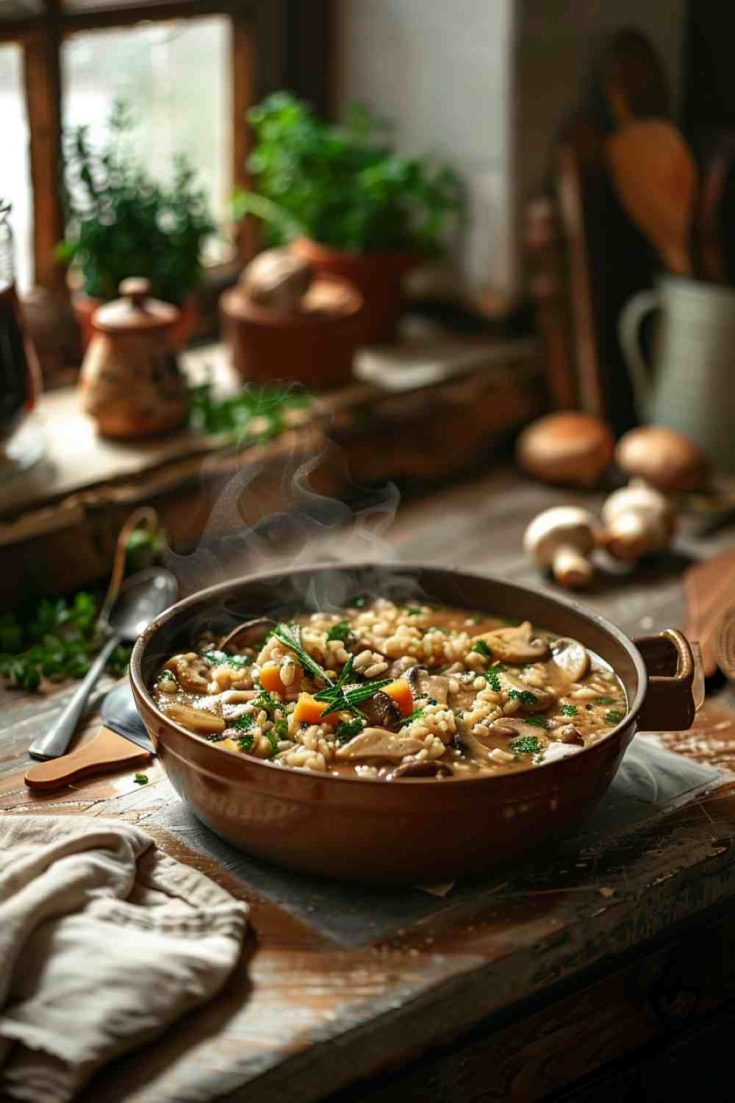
[1,465,735,1102]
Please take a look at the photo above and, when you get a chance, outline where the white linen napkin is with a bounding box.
[0,815,247,1103]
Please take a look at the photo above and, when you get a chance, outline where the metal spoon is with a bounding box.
[28,568,177,761]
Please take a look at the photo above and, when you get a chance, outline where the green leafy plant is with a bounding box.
[232,92,462,254]
[59,99,215,303]
[0,591,130,691]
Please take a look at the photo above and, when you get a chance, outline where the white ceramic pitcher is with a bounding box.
[619,275,735,471]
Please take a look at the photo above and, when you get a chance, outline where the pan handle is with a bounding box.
[634,629,703,732]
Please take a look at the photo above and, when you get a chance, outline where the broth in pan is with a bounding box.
[152,598,628,779]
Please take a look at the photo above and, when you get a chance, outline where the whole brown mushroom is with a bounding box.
[615,426,708,492]
[241,248,313,313]
[517,412,615,488]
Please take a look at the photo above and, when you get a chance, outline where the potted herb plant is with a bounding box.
[59,100,215,348]
[233,93,462,343]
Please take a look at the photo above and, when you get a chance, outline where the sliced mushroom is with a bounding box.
[551,637,590,682]
[335,728,424,761]
[392,760,452,779]
[166,703,225,735]
[543,740,585,763]
[390,656,420,679]
[557,724,585,746]
[472,621,550,664]
[219,617,275,653]
[484,717,550,745]
[403,665,450,705]
[500,671,556,712]
[164,653,211,693]
[362,691,402,730]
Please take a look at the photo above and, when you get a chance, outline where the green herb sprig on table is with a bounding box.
[189,381,312,449]
[0,592,130,691]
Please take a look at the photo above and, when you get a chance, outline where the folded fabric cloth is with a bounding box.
[0,815,248,1103]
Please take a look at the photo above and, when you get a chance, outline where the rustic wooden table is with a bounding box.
[2,465,735,1103]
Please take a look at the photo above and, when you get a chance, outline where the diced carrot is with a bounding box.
[293,693,335,726]
[259,662,287,694]
[383,680,414,717]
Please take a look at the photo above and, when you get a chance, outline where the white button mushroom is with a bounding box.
[523,506,599,589]
[601,483,675,561]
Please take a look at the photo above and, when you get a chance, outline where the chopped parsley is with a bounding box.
[232,713,254,731]
[336,717,363,743]
[484,664,506,692]
[507,689,538,706]
[471,640,493,658]
[326,621,351,643]
[133,773,149,785]
[595,696,618,706]
[204,649,252,669]
[273,717,289,741]
[561,704,578,717]
[237,732,255,751]
[405,605,423,615]
[524,714,550,728]
[262,729,279,756]
[401,706,427,726]
[509,735,542,755]
[253,687,278,715]
[604,709,625,725]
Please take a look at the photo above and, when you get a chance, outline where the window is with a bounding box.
[0,1,331,293]
[62,17,232,261]
[0,43,33,291]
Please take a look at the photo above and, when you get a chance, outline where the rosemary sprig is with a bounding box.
[270,623,333,685]
[313,656,391,718]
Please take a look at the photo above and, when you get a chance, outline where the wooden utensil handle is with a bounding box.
[24,727,151,791]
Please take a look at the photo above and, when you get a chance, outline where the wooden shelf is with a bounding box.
[0,338,542,603]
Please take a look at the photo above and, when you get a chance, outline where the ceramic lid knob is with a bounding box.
[92,278,179,334]
[119,277,153,307]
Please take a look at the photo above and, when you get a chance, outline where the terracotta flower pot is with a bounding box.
[291,237,420,345]
[220,274,363,390]
[74,292,198,351]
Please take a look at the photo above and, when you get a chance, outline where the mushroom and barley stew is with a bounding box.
[152,599,628,779]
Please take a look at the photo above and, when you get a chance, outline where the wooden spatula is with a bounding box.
[606,120,698,275]
[24,726,151,791]
[681,547,735,677]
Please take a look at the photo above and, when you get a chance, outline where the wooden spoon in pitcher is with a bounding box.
[606,120,698,276]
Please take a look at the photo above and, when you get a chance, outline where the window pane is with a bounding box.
[0,44,33,292]
[61,17,232,261]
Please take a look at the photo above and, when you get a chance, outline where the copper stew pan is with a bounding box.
[130,565,701,884]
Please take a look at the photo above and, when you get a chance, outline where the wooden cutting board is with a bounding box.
[682,546,735,676]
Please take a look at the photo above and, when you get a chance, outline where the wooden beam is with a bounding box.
[23,5,64,289]
[58,0,245,32]
[231,14,256,263]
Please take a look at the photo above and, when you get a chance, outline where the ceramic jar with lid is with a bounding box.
[79,278,188,439]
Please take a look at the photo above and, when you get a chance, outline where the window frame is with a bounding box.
[1,0,332,289]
